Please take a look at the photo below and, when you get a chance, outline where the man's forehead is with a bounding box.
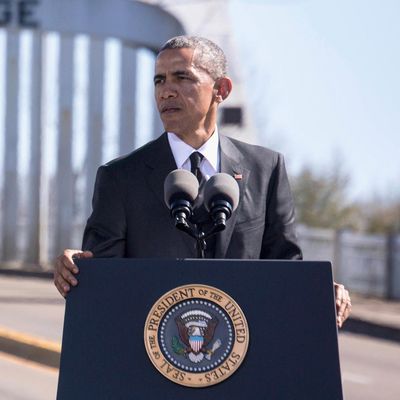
[154,48,212,79]
[156,48,195,68]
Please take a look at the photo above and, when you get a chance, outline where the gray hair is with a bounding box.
[158,36,227,80]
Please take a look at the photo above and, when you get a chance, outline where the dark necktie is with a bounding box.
[189,152,204,184]
[189,152,216,258]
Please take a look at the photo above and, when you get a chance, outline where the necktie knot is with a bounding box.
[189,151,204,183]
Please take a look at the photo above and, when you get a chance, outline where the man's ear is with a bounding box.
[215,77,233,103]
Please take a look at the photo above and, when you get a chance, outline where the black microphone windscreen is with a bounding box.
[204,173,240,211]
[164,169,199,207]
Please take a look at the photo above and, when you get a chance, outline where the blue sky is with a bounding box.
[230,0,400,200]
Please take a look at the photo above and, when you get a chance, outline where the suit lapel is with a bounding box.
[215,135,249,258]
[145,133,196,255]
[144,133,248,258]
[145,133,176,206]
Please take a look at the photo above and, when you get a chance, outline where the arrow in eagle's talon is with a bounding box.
[205,339,222,360]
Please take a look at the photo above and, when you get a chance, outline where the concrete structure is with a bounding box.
[0,0,184,268]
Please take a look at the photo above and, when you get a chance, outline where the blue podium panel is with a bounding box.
[57,259,343,400]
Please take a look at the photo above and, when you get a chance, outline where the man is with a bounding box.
[54,36,351,327]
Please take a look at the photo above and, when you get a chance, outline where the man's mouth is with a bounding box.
[161,105,181,114]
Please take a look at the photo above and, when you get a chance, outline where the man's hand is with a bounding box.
[334,282,351,328]
[54,249,93,297]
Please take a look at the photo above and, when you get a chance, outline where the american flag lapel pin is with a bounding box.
[234,173,242,181]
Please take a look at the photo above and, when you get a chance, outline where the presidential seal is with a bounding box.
[144,284,249,388]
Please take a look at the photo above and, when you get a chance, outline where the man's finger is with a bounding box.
[53,273,68,297]
[60,267,78,286]
[70,250,94,272]
[53,249,91,298]
[337,300,351,328]
[60,251,81,273]
[56,273,70,292]
[334,283,352,328]
[343,299,352,322]
[335,284,345,306]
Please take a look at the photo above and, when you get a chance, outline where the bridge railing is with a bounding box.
[298,225,400,299]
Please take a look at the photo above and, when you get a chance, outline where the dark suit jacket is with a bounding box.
[82,133,302,260]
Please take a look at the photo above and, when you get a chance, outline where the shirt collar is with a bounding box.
[167,127,220,171]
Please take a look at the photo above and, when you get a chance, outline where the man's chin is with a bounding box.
[160,120,182,134]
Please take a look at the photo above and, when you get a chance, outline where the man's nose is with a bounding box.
[160,84,177,99]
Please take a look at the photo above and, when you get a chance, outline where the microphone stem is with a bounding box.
[195,226,206,258]
[196,238,206,258]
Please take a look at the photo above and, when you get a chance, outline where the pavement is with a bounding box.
[0,270,400,369]
[0,272,63,368]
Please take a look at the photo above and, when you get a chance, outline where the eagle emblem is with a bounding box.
[145,285,249,387]
[173,310,221,363]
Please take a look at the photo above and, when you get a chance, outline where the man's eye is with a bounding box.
[154,78,164,85]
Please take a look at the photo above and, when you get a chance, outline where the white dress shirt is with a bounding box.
[167,128,220,180]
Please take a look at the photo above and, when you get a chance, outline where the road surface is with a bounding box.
[0,333,399,399]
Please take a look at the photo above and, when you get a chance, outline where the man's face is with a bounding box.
[154,48,217,139]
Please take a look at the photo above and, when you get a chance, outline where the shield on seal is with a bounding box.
[189,335,204,353]
[176,309,219,359]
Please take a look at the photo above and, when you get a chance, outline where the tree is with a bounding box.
[291,164,360,230]
[361,197,400,234]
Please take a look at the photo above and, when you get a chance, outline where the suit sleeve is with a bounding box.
[82,165,127,257]
[260,154,303,260]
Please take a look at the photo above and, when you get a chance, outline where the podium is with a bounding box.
[57,259,343,399]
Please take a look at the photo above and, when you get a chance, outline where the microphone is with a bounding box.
[164,169,199,234]
[204,173,240,231]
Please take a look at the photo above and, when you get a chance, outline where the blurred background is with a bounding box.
[0,1,399,399]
